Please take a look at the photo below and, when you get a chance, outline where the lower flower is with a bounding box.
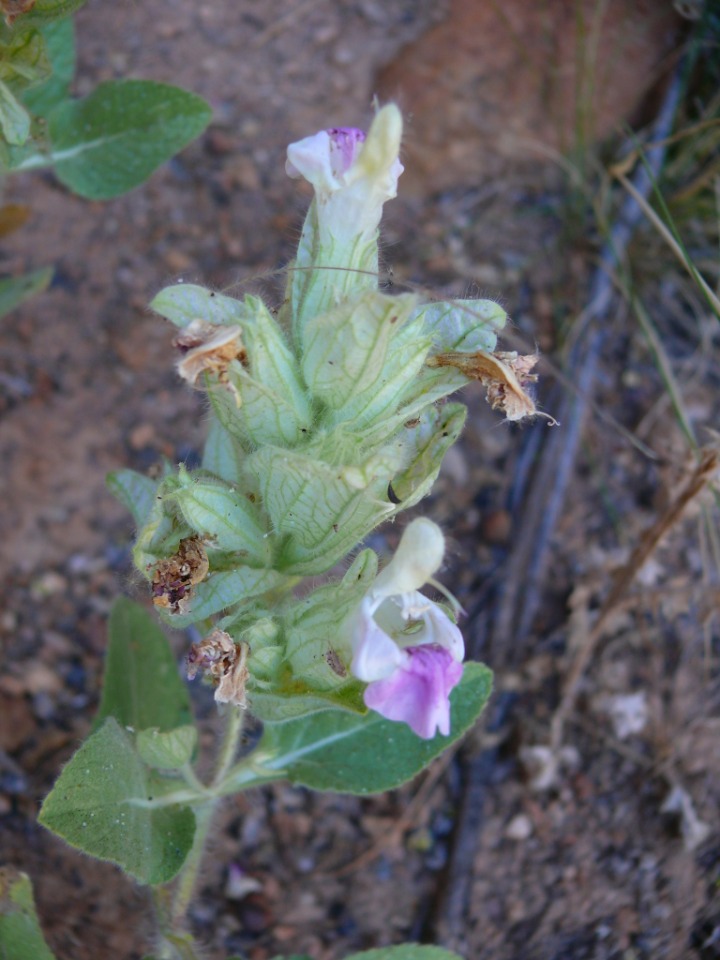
[349,518,465,739]
[363,644,463,739]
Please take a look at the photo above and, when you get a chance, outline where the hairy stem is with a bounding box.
[167,706,246,929]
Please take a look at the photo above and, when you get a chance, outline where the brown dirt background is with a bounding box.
[1,2,719,959]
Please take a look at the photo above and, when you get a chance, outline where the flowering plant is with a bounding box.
[20,105,538,960]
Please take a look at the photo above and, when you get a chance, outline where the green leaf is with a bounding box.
[282,549,377,690]
[159,567,288,628]
[302,290,430,430]
[45,79,211,199]
[247,684,366,726]
[107,468,158,528]
[0,79,30,144]
[202,415,246,484]
[0,27,51,89]
[96,597,192,732]
[258,662,493,794]
[150,283,247,329]
[269,955,313,960]
[269,949,464,960]
[0,266,51,319]
[389,403,467,508]
[22,18,74,117]
[170,468,271,564]
[248,444,395,576]
[136,726,197,770]
[347,948,465,960]
[39,718,195,885]
[0,869,56,960]
[415,298,506,354]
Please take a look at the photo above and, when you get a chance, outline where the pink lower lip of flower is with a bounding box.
[362,644,464,740]
[327,126,366,175]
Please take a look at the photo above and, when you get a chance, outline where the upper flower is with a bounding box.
[286,105,404,334]
[286,105,403,242]
[350,518,464,739]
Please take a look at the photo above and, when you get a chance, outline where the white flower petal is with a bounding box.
[372,519,446,599]
[285,130,339,194]
[423,603,464,661]
[351,597,407,682]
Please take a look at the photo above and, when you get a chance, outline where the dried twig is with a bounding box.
[551,447,718,751]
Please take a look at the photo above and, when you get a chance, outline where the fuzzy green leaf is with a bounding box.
[159,567,288,628]
[39,718,195,885]
[0,27,51,91]
[136,726,197,770]
[302,291,431,431]
[258,662,493,794]
[282,549,377,690]
[0,80,30,144]
[0,869,56,960]
[46,80,211,199]
[202,415,246,484]
[248,685,366,725]
[22,18,74,117]
[249,444,395,576]
[170,469,271,564]
[0,266,52,319]
[416,298,506,354]
[107,468,158,528]
[150,283,247,329]
[96,597,192,732]
[389,403,467,508]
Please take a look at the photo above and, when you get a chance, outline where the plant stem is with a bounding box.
[212,705,246,788]
[169,706,245,927]
[170,802,214,925]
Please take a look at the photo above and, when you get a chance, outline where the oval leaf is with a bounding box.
[259,662,493,794]
[106,468,158,528]
[48,79,211,199]
[96,597,192,732]
[22,18,75,117]
[0,266,52,319]
[136,725,197,770]
[39,718,195,885]
[0,79,30,145]
[0,869,56,960]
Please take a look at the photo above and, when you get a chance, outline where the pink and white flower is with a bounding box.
[351,518,464,739]
[285,104,404,259]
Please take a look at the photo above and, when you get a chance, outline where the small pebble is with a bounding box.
[505,813,533,840]
[128,423,156,450]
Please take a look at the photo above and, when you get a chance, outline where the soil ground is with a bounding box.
[1,2,719,959]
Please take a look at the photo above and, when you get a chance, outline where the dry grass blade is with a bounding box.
[551,446,719,751]
[614,169,720,317]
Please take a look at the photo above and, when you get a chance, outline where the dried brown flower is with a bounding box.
[187,629,249,708]
[427,349,539,421]
[151,536,209,614]
[1,0,36,26]
[174,319,246,403]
